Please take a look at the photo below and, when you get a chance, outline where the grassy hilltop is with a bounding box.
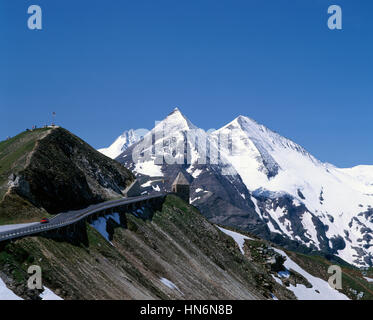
[0,127,134,224]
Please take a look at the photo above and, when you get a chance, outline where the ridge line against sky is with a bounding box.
[1,0,373,167]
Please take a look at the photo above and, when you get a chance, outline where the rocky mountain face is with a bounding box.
[118,109,263,232]
[2,194,371,300]
[0,195,298,300]
[0,127,134,223]
[0,126,370,301]
[213,116,373,267]
[104,109,373,267]
[3,194,370,300]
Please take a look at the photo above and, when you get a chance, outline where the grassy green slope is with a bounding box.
[0,128,51,200]
[0,129,53,224]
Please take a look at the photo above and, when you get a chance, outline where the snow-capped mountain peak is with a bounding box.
[154,107,198,133]
[213,115,373,266]
[98,108,194,160]
[98,129,142,159]
[103,109,373,267]
[227,115,318,162]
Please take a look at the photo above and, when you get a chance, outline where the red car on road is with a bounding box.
[40,218,49,224]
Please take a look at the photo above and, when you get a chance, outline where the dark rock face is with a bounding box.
[9,128,134,216]
[284,270,313,289]
[359,208,373,223]
[118,141,264,235]
[330,236,346,253]
[252,193,342,256]
[297,189,305,200]
[189,166,260,226]
[117,140,345,263]
[124,180,141,197]
[112,109,372,267]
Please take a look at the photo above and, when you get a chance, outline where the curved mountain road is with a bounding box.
[0,192,167,242]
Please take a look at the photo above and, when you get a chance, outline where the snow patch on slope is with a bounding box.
[0,278,22,300]
[217,226,253,254]
[134,161,163,177]
[0,278,61,300]
[273,248,349,300]
[40,287,63,300]
[160,278,180,291]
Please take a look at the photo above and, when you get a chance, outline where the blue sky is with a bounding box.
[1,1,372,167]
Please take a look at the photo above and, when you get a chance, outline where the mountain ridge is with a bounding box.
[100,109,373,267]
[0,123,371,300]
[0,127,134,224]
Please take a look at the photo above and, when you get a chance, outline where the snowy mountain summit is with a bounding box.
[100,109,373,267]
[98,129,143,159]
[214,115,373,266]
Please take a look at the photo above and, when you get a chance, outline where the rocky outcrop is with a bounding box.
[0,128,134,222]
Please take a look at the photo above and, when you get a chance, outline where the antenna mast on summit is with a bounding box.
[52,112,56,126]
